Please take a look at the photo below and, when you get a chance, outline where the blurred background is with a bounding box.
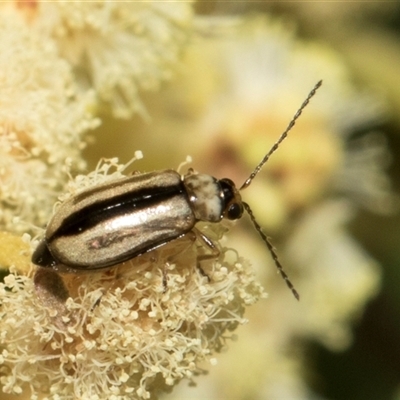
[82,3,400,400]
[251,5,400,400]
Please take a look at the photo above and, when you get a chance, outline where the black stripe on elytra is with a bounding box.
[51,182,186,239]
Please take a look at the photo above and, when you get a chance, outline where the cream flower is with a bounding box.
[6,0,194,118]
[0,158,265,399]
[0,14,98,233]
[0,7,392,400]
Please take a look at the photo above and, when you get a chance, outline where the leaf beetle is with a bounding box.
[32,81,322,300]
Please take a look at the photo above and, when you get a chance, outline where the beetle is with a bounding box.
[32,80,322,300]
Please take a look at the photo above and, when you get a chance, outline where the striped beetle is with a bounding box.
[32,81,322,300]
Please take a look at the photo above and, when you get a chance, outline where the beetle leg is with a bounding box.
[162,264,168,293]
[156,234,197,291]
[192,228,222,281]
[193,228,220,258]
[91,294,103,311]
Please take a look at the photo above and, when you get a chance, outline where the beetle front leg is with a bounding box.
[191,228,222,281]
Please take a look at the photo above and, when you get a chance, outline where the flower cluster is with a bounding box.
[11,0,194,118]
[0,6,393,400]
[0,14,98,233]
[0,158,265,399]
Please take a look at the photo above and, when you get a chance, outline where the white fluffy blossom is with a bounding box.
[6,1,194,118]
[0,14,98,232]
[0,158,265,399]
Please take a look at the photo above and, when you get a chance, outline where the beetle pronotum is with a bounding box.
[32,80,322,300]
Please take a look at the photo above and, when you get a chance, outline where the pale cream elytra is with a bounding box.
[32,81,323,300]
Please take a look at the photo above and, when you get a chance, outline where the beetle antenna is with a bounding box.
[242,202,300,300]
[240,80,322,191]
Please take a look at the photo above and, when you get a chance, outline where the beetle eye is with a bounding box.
[227,203,243,220]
